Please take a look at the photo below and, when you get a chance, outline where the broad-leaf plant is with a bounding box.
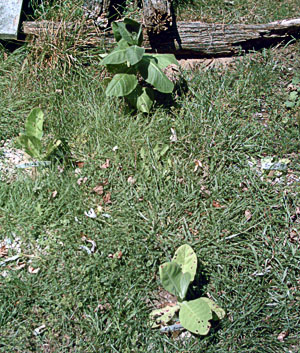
[100,18,179,113]
[17,108,61,161]
[150,245,225,335]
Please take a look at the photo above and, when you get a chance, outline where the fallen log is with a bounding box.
[22,18,300,56]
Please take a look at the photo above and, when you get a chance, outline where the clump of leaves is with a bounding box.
[150,245,225,335]
[17,108,61,161]
[100,18,180,113]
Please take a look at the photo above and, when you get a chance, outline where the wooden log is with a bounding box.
[22,18,300,56]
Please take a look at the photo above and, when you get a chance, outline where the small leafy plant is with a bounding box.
[100,18,180,113]
[17,108,61,161]
[150,244,225,335]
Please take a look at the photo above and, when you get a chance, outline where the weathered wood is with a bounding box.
[143,0,172,32]
[83,0,126,27]
[22,18,300,56]
[83,0,111,28]
[0,0,24,39]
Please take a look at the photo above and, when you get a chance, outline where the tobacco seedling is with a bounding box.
[17,108,61,161]
[150,244,225,335]
[100,18,180,113]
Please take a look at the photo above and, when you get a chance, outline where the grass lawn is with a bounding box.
[0,0,300,351]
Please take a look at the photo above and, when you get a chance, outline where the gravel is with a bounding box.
[0,139,32,182]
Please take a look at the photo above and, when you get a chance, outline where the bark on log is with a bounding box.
[22,18,300,57]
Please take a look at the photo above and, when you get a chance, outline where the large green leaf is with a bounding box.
[124,18,143,46]
[138,57,174,93]
[200,298,225,320]
[112,22,129,43]
[105,74,138,97]
[106,63,137,75]
[17,135,42,159]
[101,47,128,65]
[126,45,145,66]
[117,39,130,49]
[25,108,44,140]
[149,304,180,328]
[150,54,179,70]
[179,299,212,335]
[136,87,154,113]
[126,85,154,113]
[112,19,142,46]
[172,244,197,282]
[159,262,190,300]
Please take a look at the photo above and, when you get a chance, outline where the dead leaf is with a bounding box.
[277,330,289,342]
[193,160,202,172]
[101,159,110,169]
[289,229,299,243]
[14,263,26,270]
[245,209,252,221]
[103,192,112,204]
[94,302,112,313]
[92,179,109,196]
[0,245,8,258]
[28,266,40,274]
[212,200,225,208]
[108,251,122,259]
[200,185,211,197]
[116,251,122,259]
[93,184,104,195]
[75,161,84,168]
[77,177,88,185]
[239,181,249,191]
[51,190,58,199]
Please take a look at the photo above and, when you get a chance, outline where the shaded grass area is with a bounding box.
[1,8,300,352]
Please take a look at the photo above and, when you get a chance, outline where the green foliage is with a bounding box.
[100,18,179,113]
[17,108,61,161]
[159,262,191,301]
[173,244,198,282]
[285,77,300,109]
[179,299,212,335]
[150,245,225,335]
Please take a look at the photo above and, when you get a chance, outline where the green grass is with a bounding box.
[1,1,300,352]
[176,0,300,23]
